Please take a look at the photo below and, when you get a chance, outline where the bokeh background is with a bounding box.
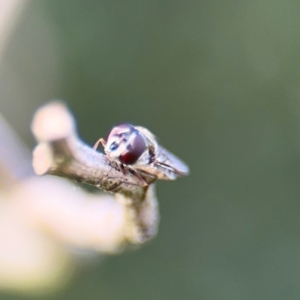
[2,0,300,299]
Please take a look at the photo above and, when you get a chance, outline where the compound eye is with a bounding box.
[107,124,135,141]
[119,132,146,165]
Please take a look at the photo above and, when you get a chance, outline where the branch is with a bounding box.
[0,113,33,186]
[31,102,159,244]
[0,0,28,58]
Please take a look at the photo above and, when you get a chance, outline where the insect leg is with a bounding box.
[100,174,148,191]
[93,138,106,151]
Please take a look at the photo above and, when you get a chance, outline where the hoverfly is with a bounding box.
[93,124,189,186]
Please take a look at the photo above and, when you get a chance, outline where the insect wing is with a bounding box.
[154,146,189,179]
[134,126,189,180]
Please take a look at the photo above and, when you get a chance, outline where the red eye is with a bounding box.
[119,132,146,164]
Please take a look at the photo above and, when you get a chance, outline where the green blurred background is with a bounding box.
[2,0,300,299]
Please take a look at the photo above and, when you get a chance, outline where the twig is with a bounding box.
[0,0,28,58]
[31,102,159,244]
[0,113,33,185]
